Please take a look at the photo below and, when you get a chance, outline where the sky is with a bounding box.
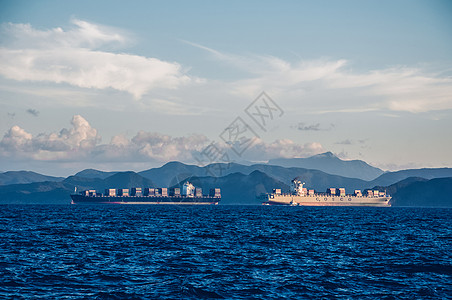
[0,0,451,176]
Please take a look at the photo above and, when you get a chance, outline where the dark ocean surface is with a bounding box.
[0,205,451,299]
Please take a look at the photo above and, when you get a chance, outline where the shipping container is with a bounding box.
[337,188,346,196]
[169,188,181,196]
[327,188,336,195]
[144,188,155,196]
[117,189,129,196]
[105,189,116,196]
[210,188,221,197]
[131,188,142,197]
[155,188,162,196]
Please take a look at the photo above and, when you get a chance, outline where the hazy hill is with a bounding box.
[0,171,64,186]
[138,161,368,192]
[370,168,452,187]
[0,172,154,204]
[64,171,155,191]
[74,169,118,179]
[134,161,452,191]
[380,177,452,207]
[0,181,73,204]
[223,164,368,191]
[373,177,428,197]
[171,170,290,205]
[138,161,205,187]
[268,152,384,181]
[0,170,281,205]
[1,160,452,206]
[102,172,154,189]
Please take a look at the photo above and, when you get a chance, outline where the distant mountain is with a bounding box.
[0,171,64,186]
[221,163,368,192]
[64,171,155,191]
[138,161,205,187]
[102,172,154,189]
[1,161,451,206]
[370,168,452,187]
[0,171,154,204]
[74,169,118,179]
[373,177,452,207]
[0,181,73,204]
[268,152,384,181]
[138,161,368,192]
[0,169,281,205]
[171,170,290,205]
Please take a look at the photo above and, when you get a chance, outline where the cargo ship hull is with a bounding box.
[262,194,391,207]
[70,194,220,205]
[261,178,392,207]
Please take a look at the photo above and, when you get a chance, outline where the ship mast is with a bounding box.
[291,178,305,196]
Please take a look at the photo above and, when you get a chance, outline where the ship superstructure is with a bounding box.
[261,178,391,207]
[70,181,221,205]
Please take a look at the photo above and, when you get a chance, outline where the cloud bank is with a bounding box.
[0,115,324,166]
[1,20,450,113]
[0,20,192,98]
[188,42,452,113]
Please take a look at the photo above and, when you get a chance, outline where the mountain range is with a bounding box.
[268,152,384,181]
[372,177,452,207]
[0,152,451,206]
[0,171,63,185]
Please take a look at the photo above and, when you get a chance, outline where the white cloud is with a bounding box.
[0,125,33,151]
[0,20,192,98]
[1,19,125,49]
[186,42,452,113]
[0,115,324,165]
[0,115,100,160]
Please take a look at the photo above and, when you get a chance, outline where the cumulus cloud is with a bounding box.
[1,125,33,151]
[98,131,210,162]
[0,115,324,165]
[0,115,100,160]
[100,133,324,164]
[0,20,192,98]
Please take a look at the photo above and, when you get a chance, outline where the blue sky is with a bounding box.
[0,0,451,176]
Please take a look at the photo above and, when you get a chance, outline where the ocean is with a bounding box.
[0,205,450,299]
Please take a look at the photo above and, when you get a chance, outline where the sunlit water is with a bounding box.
[0,205,451,299]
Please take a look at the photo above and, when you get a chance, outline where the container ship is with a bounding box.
[261,178,391,207]
[71,182,221,205]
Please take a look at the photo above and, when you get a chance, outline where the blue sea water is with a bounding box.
[0,205,451,299]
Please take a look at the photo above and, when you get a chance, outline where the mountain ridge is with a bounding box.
[268,152,384,181]
[0,156,451,206]
[0,171,64,186]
